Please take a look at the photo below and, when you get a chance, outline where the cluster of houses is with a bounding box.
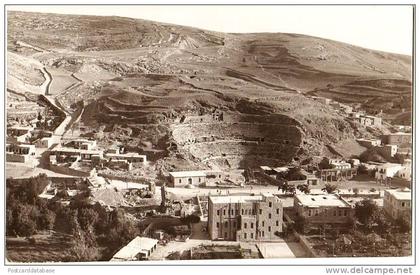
[50,138,147,172]
[356,132,412,183]
[311,96,383,127]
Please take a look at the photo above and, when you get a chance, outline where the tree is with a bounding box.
[286,167,306,181]
[319,157,333,170]
[78,208,99,231]
[38,209,56,230]
[297,184,310,194]
[322,183,338,194]
[279,182,296,195]
[12,204,37,236]
[396,215,411,233]
[355,199,378,227]
[294,215,306,234]
[181,214,201,224]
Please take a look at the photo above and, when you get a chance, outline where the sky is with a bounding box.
[7,5,414,55]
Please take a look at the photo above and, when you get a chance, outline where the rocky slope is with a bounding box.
[7,11,412,169]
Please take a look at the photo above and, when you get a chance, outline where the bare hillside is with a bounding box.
[6,11,412,169]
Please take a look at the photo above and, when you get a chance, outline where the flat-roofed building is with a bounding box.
[293,194,354,229]
[397,159,411,181]
[381,132,412,148]
[358,115,382,127]
[357,138,381,148]
[208,193,283,241]
[169,170,206,187]
[35,136,55,148]
[384,188,411,220]
[6,143,36,165]
[110,236,158,261]
[378,144,398,158]
[375,163,402,181]
[64,138,97,150]
[105,152,146,164]
[51,147,104,161]
[7,125,34,143]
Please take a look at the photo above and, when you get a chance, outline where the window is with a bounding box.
[276,221,279,226]
[276,208,280,214]
[315,210,319,216]
[252,209,255,215]
[242,209,244,215]
[262,221,265,227]
[251,233,254,239]
[199,178,201,183]
[225,221,228,227]
[308,210,312,217]
[235,210,239,215]
[268,226,271,232]
[402,202,406,207]
[217,210,220,216]
[224,209,226,215]
[269,202,272,207]
[338,210,342,217]
[216,222,219,228]
[244,233,247,239]
[251,223,254,229]
[333,211,337,216]
[224,232,227,239]
[269,214,272,219]
[256,221,259,227]
[262,231,265,237]
[244,223,247,229]
[179,179,181,183]
[259,209,262,215]
[344,210,347,216]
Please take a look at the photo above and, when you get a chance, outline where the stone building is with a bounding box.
[383,188,411,220]
[293,194,354,230]
[208,193,283,241]
[381,132,412,148]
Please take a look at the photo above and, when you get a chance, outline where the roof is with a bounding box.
[51,146,103,155]
[357,138,380,142]
[295,194,350,208]
[106,152,146,158]
[169,171,206,178]
[385,132,412,136]
[8,126,34,131]
[209,193,275,204]
[7,143,35,149]
[378,163,402,169]
[386,188,411,201]
[259,166,272,171]
[111,237,158,260]
[272,167,289,173]
[65,138,94,143]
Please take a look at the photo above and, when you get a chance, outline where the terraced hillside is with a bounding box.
[7,11,412,169]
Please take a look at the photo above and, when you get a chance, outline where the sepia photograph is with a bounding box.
[1,2,415,272]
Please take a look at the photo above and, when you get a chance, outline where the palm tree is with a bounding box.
[297,184,310,194]
[322,183,338,194]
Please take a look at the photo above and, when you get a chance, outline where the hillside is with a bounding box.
[6,11,412,169]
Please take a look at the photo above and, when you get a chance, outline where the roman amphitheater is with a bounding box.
[171,112,304,169]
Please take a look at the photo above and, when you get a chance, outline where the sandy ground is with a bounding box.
[6,162,76,179]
